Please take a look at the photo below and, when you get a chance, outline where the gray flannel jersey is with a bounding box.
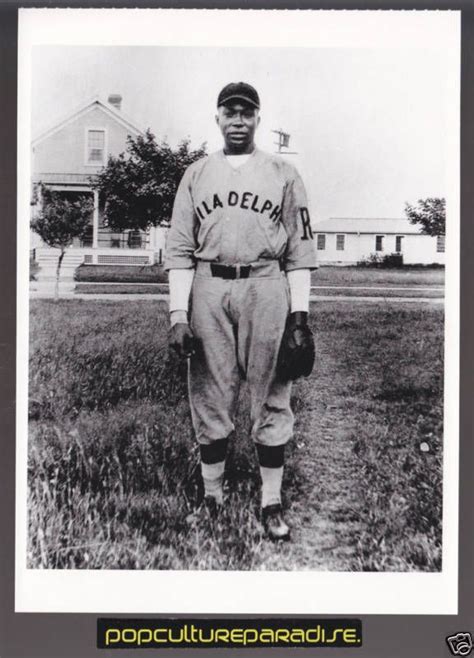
[165,148,317,271]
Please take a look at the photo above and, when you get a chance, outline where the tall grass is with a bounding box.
[28,299,444,571]
[323,305,444,570]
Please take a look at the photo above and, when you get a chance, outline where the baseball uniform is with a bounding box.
[165,147,317,449]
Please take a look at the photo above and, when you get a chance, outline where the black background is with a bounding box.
[1,3,472,657]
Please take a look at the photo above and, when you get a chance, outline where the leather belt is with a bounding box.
[196,260,283,279]
[210,263,251,280]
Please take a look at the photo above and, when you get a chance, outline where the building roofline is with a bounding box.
[32,95,144,147]
[328,217,407,221]
[313,217,423,234]
[315,230,422,234]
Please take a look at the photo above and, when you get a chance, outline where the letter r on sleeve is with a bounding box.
[299,207,313,240]
[281,171,317,272]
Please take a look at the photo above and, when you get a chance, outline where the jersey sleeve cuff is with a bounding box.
[284,261,319,272]
[170,310,189,326]
[163,258,195,271]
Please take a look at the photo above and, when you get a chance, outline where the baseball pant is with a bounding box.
[188,261,293,447]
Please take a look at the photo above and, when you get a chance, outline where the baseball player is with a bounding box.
[165,82,317,541]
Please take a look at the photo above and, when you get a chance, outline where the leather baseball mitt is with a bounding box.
[276,311,315,381]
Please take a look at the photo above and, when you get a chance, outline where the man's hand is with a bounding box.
[170,322,198,359]
[276,311,315,381]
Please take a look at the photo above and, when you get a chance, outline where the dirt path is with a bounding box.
[253,330,363,571]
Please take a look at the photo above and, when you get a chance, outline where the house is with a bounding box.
[31,94,167,266]
[313,217,445,266]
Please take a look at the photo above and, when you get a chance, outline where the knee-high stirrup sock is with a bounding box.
[199,438,229,505]
[256,444,285,508]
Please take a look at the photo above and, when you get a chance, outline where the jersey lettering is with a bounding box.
[166,150,318,271]
[299,207,313,240]
[195,191,280,222]
[228,191,239,206]
[240,192,252,210]
[251,195,260,212]
[270,205,282,222]
[213,194,223,210]
[260,200,272,214]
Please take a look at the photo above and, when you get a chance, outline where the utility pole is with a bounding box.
[272,129,298,155]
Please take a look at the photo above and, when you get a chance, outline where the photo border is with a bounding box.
[16,7,461,616]
[1,1,473,656]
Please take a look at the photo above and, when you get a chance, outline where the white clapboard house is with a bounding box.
[313,217,445,266]
[31,94,167,268]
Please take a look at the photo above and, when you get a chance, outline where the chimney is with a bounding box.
[108,94,122,111]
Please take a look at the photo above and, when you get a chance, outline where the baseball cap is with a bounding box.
[217,82,260,109]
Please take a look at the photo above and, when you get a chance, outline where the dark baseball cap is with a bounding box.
[217,82,260,109]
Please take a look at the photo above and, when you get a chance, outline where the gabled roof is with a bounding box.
[32,95,144,147]
[314,217,423,235]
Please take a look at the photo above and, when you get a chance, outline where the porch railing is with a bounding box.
[78,228,150,250]
[82,248,154,266]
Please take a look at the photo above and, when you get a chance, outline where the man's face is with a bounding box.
[216,102,260,154]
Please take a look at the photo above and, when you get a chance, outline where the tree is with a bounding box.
[93,130,207,232]
[404,197,446,236]
[31,185,94,300]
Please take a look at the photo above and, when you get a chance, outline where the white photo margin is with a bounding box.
[16,7,460,615]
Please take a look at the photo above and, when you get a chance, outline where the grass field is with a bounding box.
[28,299,444,571]
[311,266,444,287]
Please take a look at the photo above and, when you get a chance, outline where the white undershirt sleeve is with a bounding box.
[169,267,310,319]
[287,268,311,313]
[168,268,195,321]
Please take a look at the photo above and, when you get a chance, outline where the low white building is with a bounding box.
[313,217,445,266]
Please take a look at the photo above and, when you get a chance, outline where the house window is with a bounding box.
[336,234,345,251]
[395,235,404,253]
[375,235,384,252]
[436,235,445,253]
[87,129,105,164]
[317,234,326,250]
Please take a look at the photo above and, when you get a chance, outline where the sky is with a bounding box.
[31,45,450,222]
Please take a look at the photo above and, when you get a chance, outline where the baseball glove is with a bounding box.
[276,311,315,381]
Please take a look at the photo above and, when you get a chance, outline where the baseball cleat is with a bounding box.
[203,495,221,520]
[262,504,291,541]
[186,495,222,525]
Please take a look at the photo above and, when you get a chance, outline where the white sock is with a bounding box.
[260,466,283,508]
[201,461,225,504]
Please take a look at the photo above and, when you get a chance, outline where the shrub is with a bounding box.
[382,253,403,268]
[403,263,445,270]
[74,264,168,283]
[357,252,403,268]
[357,253,383,268]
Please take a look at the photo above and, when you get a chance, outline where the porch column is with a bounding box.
[36,182,43,218]
[92,190,99,264]
[92,190,99,248]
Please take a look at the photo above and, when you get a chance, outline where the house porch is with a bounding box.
[31,176,166,265]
